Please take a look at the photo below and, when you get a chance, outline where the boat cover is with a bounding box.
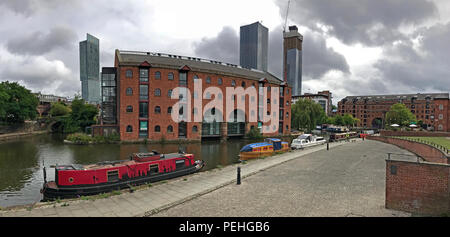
[265,138,282,151]
[240,142,272,152]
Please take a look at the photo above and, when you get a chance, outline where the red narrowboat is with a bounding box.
[41,151,205,200]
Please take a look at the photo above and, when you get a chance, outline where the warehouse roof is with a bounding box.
[115,50,285,85]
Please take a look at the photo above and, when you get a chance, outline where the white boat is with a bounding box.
[291,134,326,149]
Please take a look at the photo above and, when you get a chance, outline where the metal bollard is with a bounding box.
[327,142,329,150]
[237,167,241,185]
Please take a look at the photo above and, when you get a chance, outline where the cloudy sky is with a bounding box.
[0,0,449,103]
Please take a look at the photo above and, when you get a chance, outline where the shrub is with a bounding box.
[246,127,263,139]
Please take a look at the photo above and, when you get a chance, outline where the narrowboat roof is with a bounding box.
[265,138,281,142]
[240,142,273,152]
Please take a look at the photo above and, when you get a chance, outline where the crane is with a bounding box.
[283,0,291,33]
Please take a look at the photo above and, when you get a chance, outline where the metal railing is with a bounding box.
[391,136,449,155]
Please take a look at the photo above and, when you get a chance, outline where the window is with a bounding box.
[107,170,119,182]
[154,88,161,97]
[126,87,133,96]
[139,102,148,118]
[139,69,148,82]
[167,125,173,133]
[206,77,211,84]
[231,80,236,87]
[218,78,223,85]
[211,107,216,115]
[192,125,198,133]
[126,70,133,78]
[439,114,443,120]
[126,105,133,113]
[439,104,444,110]
[155,125,161,132]
[149,164,159,174]
[168,89,173,97]
[179,72,187,86]
[155,71,161,80]
[155,106,161,114]
[179,107,184,115]
[241,81,246,87]
[168,106,172,114]
[286,112,289,118]
[139,121,148,138]
[139,85,148,100]
[168,72,174,80]
[126,125,133,132]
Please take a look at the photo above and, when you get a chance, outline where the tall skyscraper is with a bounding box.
[79,33,100,104]
[239,22,268,71]
[283,25,303,97]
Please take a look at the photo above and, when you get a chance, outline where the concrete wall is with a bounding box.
[386,160,450,215]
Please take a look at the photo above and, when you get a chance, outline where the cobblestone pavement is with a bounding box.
[0,139,350,217]
[152,139,414,217]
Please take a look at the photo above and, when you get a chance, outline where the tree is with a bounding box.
[0,81,38,124]
[50,102,70,117]
[291,98,327,132]
[385,103,417,127]
[68,97,98,132]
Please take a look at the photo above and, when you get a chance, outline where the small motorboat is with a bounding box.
[239,138,290,161]
[290,134,326,150]
[41,151,205,201]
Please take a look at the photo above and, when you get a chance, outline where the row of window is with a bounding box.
[126,125,198,133]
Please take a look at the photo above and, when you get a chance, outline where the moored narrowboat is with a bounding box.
[41,151,205,201]
[238,138,290,161]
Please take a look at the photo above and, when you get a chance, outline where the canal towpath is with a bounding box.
[0,140,353,217]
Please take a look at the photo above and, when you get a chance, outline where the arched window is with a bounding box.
[126,70,133,78]
[179,107,184,115]
[126,125,133,132]
[167,106,172,114]
[167,125,173,133]
[241,81,246,87]
[168,89,173,97]
[206,77,211,84]
[155,71,161,80]
[126,87,133,96]
[231,80,236,87]
[155,106,161,114]
[155,125,161,132]
[193,75,199,79]
[154,88,161,96]
[168,72,174,80]
[126,105,133,113]
[218,78,223,85]
[192,125,198,133]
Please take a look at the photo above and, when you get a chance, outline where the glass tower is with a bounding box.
[80,33,100,104]
[283,26,303,97]
[240,22,268,71]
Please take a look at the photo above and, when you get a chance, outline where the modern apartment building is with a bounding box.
[239,22,269,72]
[283,25,303,97]
[79,33,101,104]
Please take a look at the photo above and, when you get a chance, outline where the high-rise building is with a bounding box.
[283,25,303,97]
[79,33,100,104]
[239,22,268,71]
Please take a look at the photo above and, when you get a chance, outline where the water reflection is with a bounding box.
[0,135,263,207]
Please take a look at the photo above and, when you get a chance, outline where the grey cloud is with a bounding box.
[374,22,450,92]
[0,0,77,16]
[192,25,349,80]
[6,26,78,56]
[276,0,438,46]
[192,26,239,65]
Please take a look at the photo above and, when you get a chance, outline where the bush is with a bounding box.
[66,133,92,144]
[246,127,263,139]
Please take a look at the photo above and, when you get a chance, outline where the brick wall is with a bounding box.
[368,136,449,164]
[380,130,450,137]
[386,160,450,215]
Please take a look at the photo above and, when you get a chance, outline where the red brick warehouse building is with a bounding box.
[94,50,292,141]
[337,93,450,131]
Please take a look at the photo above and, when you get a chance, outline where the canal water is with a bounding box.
[0,134,293,208]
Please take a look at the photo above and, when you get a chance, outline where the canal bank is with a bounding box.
[0,139,348,217]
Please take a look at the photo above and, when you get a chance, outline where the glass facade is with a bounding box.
[101,67,117,124]
[80,33,100,103]
[240,22,268,71]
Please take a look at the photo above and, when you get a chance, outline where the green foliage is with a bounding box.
[291,99,327,132]
[54,96,99,133]
[385,103,417,128]
[246,126,263,139]
[0,81,38,124]
[66,132,120,144]
[50,102,70,117]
